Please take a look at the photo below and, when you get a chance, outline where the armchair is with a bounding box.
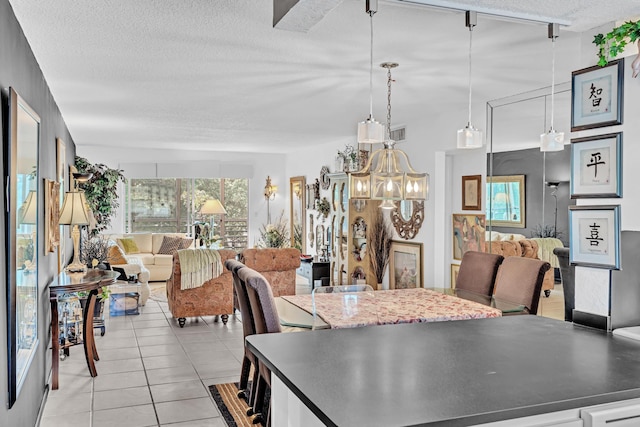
[240,248,301,297]
[166,249,237,327]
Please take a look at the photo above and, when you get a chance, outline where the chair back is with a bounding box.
[456,251,504,295]
[311,285,376,330]
[225,259,254,338]
[553,247,574,321]
[238,267,281,335]
[493,257,550,315]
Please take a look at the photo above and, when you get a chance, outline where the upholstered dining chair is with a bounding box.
[456,251,504,296]
[239,266,281,427]
[224,259,255,402]
[311,285,376,330]
[493,257,551,315]
[553,247,574,322]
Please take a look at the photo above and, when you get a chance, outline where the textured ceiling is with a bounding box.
[7,0,640,154]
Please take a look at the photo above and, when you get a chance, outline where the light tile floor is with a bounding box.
[40,296,244,427]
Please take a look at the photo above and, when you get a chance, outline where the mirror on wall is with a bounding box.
[486,84,573,245]
[6,87,40,408]
[289,176,306,252]
[486,175,525,228]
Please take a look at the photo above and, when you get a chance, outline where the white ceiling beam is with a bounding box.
[273,0,345,32]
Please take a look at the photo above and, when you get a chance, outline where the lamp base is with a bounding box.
[65,262,87,273]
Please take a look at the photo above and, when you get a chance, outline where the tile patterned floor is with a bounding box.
[40,281,564,427]
[40,295,242,427]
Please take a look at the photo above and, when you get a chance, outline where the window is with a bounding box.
[125,178,248,250]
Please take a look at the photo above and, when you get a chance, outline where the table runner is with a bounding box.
[280,288,501,329]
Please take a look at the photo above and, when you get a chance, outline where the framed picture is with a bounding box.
[56,138,66,273]
[462,175,481,210]
[452,214,486,260]
[389,241,423,289]
[569,205,620,269]
[450,264,460,289]
[44,179,61,253]
[571,58,624,131]
[571,132,622,198]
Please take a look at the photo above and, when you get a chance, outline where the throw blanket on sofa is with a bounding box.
[177,249,222,290]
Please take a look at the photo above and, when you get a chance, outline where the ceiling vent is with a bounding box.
[390,125,406,142]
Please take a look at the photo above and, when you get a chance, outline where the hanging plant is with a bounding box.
[315,197,330,219]
[593,20,640,76]
[74,156,126,236]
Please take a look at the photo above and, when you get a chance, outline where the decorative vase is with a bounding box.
[335,156,344,173]
[347,158,359,172]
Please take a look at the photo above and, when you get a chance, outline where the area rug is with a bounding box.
[209,382,256,427]
[148,282,167,303]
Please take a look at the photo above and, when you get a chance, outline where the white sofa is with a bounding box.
[109,233,194,282]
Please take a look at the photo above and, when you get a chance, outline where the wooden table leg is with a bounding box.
[82,290,98,377]
[51,298,59,390]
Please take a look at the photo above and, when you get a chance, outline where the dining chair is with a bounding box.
[456,251,504,295]
[493,257,551,315]
[553,247,574,322]
[311,285,376,330]
[239,266,281,427]
[224,259,255,401]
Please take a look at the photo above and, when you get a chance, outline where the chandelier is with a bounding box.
[350,62,429,209]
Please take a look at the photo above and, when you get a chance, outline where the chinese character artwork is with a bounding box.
[581,75,612,117]
[579,217,609,255]
[580,147,610,186]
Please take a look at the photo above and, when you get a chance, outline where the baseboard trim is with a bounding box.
[573,310,611,331]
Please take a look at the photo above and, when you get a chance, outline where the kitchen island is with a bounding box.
[247,316,640,426]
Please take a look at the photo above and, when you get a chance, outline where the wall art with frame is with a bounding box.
[569,205,620,270]
[389,241,423,289]
[571,58,624,131]
[571,132,622,198]
[452,214,486,260]
[462,175,481,210]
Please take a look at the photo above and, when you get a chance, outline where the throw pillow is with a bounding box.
[117,237,140,254]
[179,238,193,249]
[158,236,183,255]
[107,245,128,265]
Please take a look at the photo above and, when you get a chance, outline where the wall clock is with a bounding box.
[320,166,330,190]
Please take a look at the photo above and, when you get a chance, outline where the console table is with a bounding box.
[296,261,330,290]
[49,269,118,390]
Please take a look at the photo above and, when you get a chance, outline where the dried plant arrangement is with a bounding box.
[368,208,393,285]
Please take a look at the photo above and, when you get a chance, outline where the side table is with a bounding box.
[49,269,118,390]
[296,261,330,290]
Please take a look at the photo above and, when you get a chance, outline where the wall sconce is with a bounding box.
[264,176,277,224]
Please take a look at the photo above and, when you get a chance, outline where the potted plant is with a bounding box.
[80,235,111,269]
[337,145,359,172]
[74,156,126,235]
[593,20,640,76]
[77,285,112,336]
[257,211,290,248]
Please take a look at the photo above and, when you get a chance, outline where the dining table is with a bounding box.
[276,287,522,330]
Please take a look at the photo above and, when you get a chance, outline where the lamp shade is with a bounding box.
[457,125,483,149]
[200,199,227,215]
[357,118,385,144]
[59,191,91,225]
[19,190,37,224]
[540,129,565,152]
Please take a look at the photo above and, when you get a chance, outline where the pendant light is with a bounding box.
[457,11,483,149]
[357,0,385,144]
[350,62,429,209]
[540,23,564,152]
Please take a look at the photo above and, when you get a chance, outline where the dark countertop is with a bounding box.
[246,316,640,426]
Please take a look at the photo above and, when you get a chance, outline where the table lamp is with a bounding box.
[59,190,91,273]
[199,199,226,247]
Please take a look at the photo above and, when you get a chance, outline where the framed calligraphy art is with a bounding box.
[569,205,620,269]
[570,132,622,198]
[571,58,623,131]
[461,175,481,210]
